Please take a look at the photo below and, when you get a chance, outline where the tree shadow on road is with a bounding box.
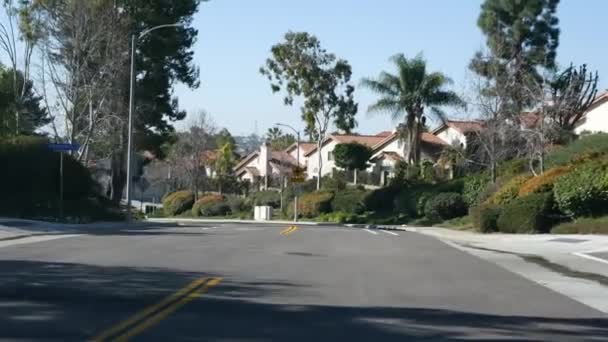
[0,259,606,341]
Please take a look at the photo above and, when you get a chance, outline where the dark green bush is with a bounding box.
[553,159,608,217]
[496,192,555,233]
[423,192,467,221]
[287,191,334,218]
[550,216,608,234]
[546,133,608,168]
[226,195,249,214]
[316,211,359,224]
[248,190,281,208]
[200,202,231,216]
[321,174,347,191]
[163,190,195,216]
[0,136,98,218]
[363,185,401,213]
[331,189,367,214]
[470,205,501,233]
[463,173,490,206]
[434,178,465,194]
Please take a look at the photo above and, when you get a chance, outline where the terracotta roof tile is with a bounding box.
[446,120,484,133]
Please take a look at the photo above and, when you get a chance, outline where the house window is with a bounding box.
[328,151,334,161]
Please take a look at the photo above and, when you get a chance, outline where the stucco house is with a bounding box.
[303,132,391,179]
[369,131,448,184]
[234,142,298,190]
[284,142,316,167]
[574,91,608,135]
[431,120,484,148]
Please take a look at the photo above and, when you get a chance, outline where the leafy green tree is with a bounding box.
[214,142,236,194]
[333,142,372,185]
[0,66,49,137]
[260,31,358,190]
[266,127,295,150]
[470,0,560,116]
[215,128,236,149]
[362,54,464,165]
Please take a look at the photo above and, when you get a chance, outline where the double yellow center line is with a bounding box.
[280,225,298,236]
[91,277,222,341]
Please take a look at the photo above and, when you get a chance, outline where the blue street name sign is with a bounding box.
[48,143,80,152]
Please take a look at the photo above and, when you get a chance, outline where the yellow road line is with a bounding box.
[114,277,222,341]
[90,277,210,341]
[280,226,298,235]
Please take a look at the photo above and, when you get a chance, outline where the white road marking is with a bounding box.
[572,252,608,266]
[201,227,210,230]
[363,229,378,235]
[380,230,398,236]
[0,234,81,248]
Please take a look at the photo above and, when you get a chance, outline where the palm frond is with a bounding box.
[366,97,401,115]
[427,90,466,109]
[429,106,448,122]
[360,76,399,97]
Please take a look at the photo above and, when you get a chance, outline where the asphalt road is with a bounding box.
[0,223,606,341]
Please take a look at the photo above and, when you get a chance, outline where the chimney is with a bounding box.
[259,142,270,176]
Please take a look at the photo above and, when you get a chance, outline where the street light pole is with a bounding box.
[126,23,183,222]
[276,123,300,223]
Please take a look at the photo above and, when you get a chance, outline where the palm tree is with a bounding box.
[362,54,464,165]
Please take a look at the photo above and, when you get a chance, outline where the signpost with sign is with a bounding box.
[48,143,80,220]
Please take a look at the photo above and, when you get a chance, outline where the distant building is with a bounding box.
[234,142,299,190]
[575,91,608,135]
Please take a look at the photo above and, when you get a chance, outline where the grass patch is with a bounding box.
[550,216,608,234]
[435,215,474,231]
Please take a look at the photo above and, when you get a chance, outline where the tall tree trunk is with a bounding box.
[353,169,358,185]
[110,150,126,204]
[316,137,322,191]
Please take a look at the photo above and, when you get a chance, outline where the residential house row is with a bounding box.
[234,90,608,189]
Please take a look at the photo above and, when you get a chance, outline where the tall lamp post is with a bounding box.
[275,123,300,222]
[126,23,183,222]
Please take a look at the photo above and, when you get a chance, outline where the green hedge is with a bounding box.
[163,190,195,216]
[424,192,467,221]
[248,190,281,208]
[288,191,334,218]
[200,202,231,216]
[553,160,608,217]
[0,136,98,217]
[470,204,501,233]
[191,194,224,217]
[545,133,608,168]
[363,185,401,213]
[496,192,555,233]
[486,175,530,206]
[550,216,608,234]
[331,189,367,214]
[463,173,490,206]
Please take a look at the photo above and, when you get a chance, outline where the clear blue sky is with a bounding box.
[175,0,607,136]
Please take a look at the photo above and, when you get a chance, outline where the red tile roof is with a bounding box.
[372,151,403,162]
[446,120,484,134]
[285,142,316,155]
[421,132,449,146]
[375,131,393,137]
[304,134,387,157]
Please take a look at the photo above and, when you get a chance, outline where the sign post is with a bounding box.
[48,143,80,220]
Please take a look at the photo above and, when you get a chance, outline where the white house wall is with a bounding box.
[575,101,608,135]
[306,140,338,179]
[436,127,466,147]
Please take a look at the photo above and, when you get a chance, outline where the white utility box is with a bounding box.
[254,206,272,221]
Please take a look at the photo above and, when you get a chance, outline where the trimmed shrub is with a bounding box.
[192,194,224,217]
[545,133,608,168]
[550,216,608,234]
[226,195,249,214]
[163,190,195,216]
[288,191,334,218]
[553,160,608,217]
[470,204,501,233]
[463,173,490,206]
[485,175,530,206]
[248,191,281,208]
[496,192,555,233]
[200,202,231,216]
[331,189,367,214]
[316,211,358,224]
[518,165,573,197]
[0,136,98,218]
[321,174,348,191]
[363,185,401,213]
[424,192,467,221]
[434,178,466,194]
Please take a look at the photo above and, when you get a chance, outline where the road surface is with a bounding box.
[0,223,606,341]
